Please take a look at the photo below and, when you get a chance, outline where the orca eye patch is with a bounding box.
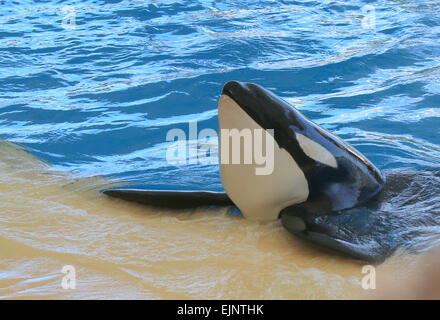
[295,133,337,168]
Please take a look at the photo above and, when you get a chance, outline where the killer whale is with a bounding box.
[219,81,384,219]
[103,81,387,261]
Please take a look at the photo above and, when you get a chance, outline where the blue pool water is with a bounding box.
[0,0,439,191]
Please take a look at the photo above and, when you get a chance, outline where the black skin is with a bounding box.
[103,189,233,209]
[103,80,387,262]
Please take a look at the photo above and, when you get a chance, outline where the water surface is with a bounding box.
[0,0,439,299]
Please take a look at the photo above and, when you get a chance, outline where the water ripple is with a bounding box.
[0,0,439,186]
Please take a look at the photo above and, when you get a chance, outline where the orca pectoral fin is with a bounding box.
[102,188,234,209]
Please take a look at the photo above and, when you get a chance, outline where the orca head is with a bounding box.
[218,80,385,222]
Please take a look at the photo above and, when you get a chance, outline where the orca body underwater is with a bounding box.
[103,81,387,262]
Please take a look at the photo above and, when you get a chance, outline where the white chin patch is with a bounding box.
[218,94,309,221]
[295,133,338,168]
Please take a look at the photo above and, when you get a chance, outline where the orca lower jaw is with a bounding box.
[280,210,388,263]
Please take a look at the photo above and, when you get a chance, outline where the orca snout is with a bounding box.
[221,80,246,99]
[221,80,260,110]
[220,80,289,130]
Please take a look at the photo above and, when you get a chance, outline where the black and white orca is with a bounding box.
[103,81,387,262]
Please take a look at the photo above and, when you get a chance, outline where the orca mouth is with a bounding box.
[280,207,394,263]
